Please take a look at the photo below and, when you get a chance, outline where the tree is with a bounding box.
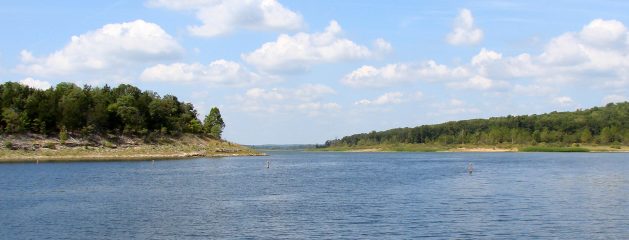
[203,107,225,139]
[324,101,629,148]
[580,128,592,143]
[2,108,24,133]
[58,84,88,131]
[0,81,215,138]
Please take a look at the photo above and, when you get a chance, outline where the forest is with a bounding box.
[324,102,629,147]
[0,81,225,139]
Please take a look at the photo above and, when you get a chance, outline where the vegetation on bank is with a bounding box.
[322,102,629,152]
[0,82,265,161]
[0,82,224,139]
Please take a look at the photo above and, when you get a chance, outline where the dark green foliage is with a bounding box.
[203,107,225,139]
[0,81,223,138]
[325,102,629,147]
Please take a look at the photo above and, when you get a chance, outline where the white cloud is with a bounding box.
[147,0,303,37]
[579,19,627,46]
[373,38,393,53]
[17,20,182,76]
[297,102,341,116]
[244,87,285,101]
[602,94,628,104]
[513,84,557,96]
[242,20,390,72]
[355,92,404,105]
[347,18,629,96]
[294,83,336,101]
[447,75,509,90]
[140,60,266,87]
[342,64,414,88]
[471,48,502,66]
[232,84,339,116]
[341,61,468,88]
[239,84,334,102]
[552,96,574,106]
[19,77,52,90]
[446,9,483,45]
[539,19,629,71]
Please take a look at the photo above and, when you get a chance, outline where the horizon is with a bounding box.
[2,1,629,145]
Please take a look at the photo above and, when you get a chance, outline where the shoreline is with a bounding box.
[0,133,265,163]
[0,151,267,163]
[314,144,629,153]
[321,149,629,153]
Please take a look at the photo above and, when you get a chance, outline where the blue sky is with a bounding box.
[2,1,629,144]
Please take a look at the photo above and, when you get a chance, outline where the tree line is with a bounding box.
[325,102,629,147]
[0,82,225,139]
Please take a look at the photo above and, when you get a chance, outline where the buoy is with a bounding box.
[467,162,474,175]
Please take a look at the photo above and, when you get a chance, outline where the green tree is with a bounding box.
[2,108,24,133]
[58,84,88,131]
[580,128,592,143]
[599,127,612,144]
[203,107,225,139]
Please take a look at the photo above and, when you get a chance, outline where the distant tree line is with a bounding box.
[325,102,629,147]
[0,82,225,139]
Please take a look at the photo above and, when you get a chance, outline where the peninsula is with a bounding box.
[0,82,262,162]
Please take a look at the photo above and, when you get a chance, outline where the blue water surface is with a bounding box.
[1,152,628,239]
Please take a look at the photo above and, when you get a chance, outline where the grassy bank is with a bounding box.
[0,133,264,163]
[315,143,629,153]
[519,146,590,152]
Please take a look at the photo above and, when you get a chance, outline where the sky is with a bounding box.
[2,1,629,144]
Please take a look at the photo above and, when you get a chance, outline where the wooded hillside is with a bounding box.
[325,102,629,147]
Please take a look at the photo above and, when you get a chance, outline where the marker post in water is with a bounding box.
[467,162,474,175]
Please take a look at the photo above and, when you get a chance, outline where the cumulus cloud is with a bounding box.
[244,87,286,101]
[341,61,468,88]
[471,48,502,66]
[446,9,483,45]
[346,18,629,97]
[294,83,336,101]
[513,84,557,96]
[140,60,267,87]
[242,20,391,72]
[19,77,52,90]
[232,84,339,115]
[355,92,404,106]
[552,96,574,106]
[297,102,341,116]
[538,19,629,73]
[447,75,509,90]
[17,20,182,77]
[602,94,628,104]
[147,0,303,37]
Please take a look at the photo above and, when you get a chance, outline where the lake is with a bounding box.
[1,152,628,239]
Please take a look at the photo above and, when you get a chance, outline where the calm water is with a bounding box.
[1,152,629,239]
